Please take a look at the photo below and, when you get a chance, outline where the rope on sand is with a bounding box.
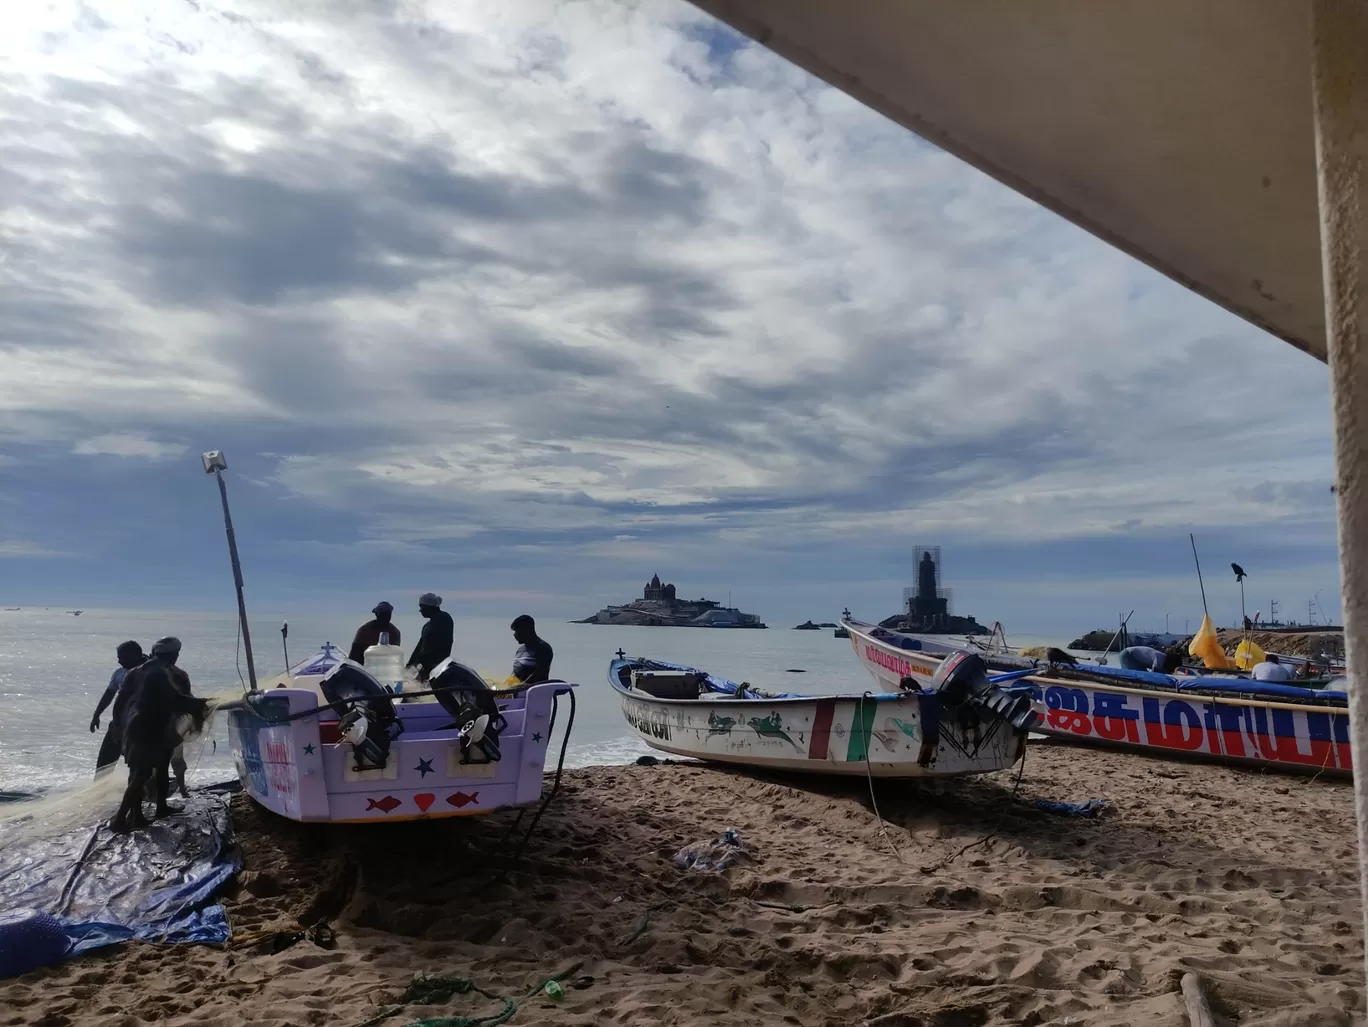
[919,745,1029,875]
[619,903,667,946]
[353,962,587,1027]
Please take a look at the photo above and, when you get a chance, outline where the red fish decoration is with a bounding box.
[414,793,435,812]
[445,791,479,808]
[366,795,403,814]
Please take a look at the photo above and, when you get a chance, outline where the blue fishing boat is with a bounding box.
[843,617,1351,777]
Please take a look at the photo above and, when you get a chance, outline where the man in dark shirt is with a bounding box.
[510,615,554,684]
[348,601,402,664]
[110,636,207,831]
[91,640,145,772]
[405,593,454,682]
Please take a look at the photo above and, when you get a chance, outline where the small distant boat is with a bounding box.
[833,626,850,639]
[842,617,1352,777]
[221,644,576,823]
[67,610,82,616]
[609,653,1037,779]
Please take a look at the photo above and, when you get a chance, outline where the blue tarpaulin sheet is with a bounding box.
[0,783,241,977]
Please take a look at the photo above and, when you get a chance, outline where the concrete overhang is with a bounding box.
[688,0,1327,361]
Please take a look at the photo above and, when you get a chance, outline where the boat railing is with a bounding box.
[223,679,576,724]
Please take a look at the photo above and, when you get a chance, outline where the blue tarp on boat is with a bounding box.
[0,782,241,978]
[856,621,1348,705]
[1174,678,1349,703]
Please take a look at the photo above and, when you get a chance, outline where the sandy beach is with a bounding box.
[2,745,1361,1027]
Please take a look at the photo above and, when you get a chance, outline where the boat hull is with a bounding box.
[225,670,574,823]
[610,658,1024,778]
[842,619,1352,777]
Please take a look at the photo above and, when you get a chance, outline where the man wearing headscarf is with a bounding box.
[405,593,454,682]
[110,637,208,831]
[91,640,145,772]
[348,601,402,664]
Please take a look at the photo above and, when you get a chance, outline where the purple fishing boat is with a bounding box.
[223,645,575,823]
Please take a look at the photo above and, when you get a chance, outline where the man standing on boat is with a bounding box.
[510,615,554,684]
[405,593,453,683]
[91,640,145,772]
[348,601,402,664]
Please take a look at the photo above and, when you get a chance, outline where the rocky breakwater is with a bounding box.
[1067,629,1180,652]
[1211,628,1345,661]
[575,574,767,628]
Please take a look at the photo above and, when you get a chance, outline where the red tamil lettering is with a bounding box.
[1142,698,1205,751]
[1204,703,1246,758]
[1090,691,1140,743]
[1043,686,1092,736]
[1251,708,1334,767]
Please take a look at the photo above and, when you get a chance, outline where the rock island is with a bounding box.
[576,574,768,628]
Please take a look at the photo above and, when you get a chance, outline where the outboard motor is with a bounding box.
[918,651,1039,768]
[928,651,1039,732]
[320,660,402,771]
[429,658,506,763]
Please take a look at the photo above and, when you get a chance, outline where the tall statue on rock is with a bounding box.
[918,551,938,602]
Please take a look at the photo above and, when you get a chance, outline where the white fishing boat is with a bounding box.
[200,450,579,823]
[220,645,576,823]
[609,652,1037,778]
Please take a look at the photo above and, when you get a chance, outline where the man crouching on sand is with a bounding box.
[110,636,209,833]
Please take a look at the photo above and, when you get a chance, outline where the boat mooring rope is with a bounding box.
[860,692,904,864]
[919,745,1029,875]
[352,961,587,1027]
[504,688,576,869]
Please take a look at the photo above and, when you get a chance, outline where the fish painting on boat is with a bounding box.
[841,617,1352,777]
[609,654,1037,779]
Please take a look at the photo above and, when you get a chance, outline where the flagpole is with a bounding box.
[1189,533,1209,617]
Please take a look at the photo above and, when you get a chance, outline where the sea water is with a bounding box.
[0,606,1067,796]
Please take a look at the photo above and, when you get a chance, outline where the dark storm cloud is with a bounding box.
[0,0,1337,628]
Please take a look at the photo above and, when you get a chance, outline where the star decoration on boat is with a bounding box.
[415,758,434,778]
[302,744,315,755]
[532,732,542,742]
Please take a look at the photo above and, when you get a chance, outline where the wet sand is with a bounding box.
[1,745,1362,1026]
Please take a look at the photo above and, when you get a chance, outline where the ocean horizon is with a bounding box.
[0,605,1082,796]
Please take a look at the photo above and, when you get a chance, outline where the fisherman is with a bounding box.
[348,601,402,664]
[510,614,554,684]
[110,637,208,832]
[1251,653,1295,682]
[1118,644,1183,673]
[91,640,145,772]
[405,593,454,683]
[114,637,195,799]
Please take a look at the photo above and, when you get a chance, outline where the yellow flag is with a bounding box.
[1189,614,1231,669]
[1234,639,1266,671]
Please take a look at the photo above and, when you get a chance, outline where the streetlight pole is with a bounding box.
[202,450,258,693]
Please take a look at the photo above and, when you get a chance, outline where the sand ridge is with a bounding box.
[0,745,1361,1026]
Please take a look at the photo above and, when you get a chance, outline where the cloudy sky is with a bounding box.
[0,0,1340,634]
